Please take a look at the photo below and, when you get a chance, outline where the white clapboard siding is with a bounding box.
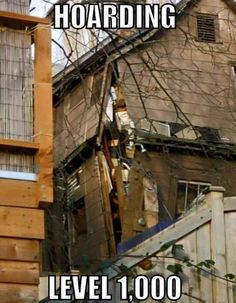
[106,188,236,303]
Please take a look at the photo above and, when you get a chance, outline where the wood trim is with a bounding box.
[0,11,50,29]
[0,139,39,152]
[34,25,53,207]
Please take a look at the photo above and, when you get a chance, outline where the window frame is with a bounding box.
[195,13,220,43]
[176,180,211,217]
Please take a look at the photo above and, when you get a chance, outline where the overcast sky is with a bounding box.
[30,0,55,17]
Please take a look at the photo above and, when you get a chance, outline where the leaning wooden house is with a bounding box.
[43,0,236,301]
[0,1,53,302]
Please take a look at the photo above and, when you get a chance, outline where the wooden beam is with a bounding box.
[0,238,40,262]
[34,25,53,207]
[97,152,116,256]
[0,179,38,208]
[0,261,39,285]
[0,139,39,152]
[114,165,126,223]
[0,11,50,29]
[0,207,44,239]
[0,283,38,303]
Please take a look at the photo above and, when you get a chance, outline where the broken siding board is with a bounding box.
[0,238,40,262]
[122,166,145,241]
[0,261,39,285]
[114,165,126,223]
[0,206,44,239]
[97,152,116,256]
[177,237,190,303]
[0,283,38,303]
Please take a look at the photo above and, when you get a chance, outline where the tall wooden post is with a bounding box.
[0,11,52,303]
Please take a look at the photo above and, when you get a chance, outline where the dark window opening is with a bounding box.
[196,14,218,43]
[176,180,210,217]
[71,198,87,240]
[232,66,236,78]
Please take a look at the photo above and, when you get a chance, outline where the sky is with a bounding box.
[30,0,55,17]
[30,0,64,63]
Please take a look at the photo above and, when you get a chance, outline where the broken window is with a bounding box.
[67,169,81,202]
[176,180,210,217]
[196,14,218,43]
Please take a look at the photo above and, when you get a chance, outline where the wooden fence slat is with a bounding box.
[225,212,236,303]
[97,152,116,256]
[197,224,213,303]
[183,231,200,302]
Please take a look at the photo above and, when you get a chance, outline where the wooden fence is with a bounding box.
[106,187,236,303]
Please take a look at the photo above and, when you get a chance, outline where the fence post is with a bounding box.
[205,186,228,303]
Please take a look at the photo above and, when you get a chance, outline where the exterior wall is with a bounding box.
[68,154,109,272]
[53,68,108,167]
[54,75,100,166]
[46,152,113,273]
[118,0,236,143]
[122,149,236,241]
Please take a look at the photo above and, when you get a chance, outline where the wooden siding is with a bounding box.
[0,5,52,303]
[117,0,236,143]
[54,70,105,167]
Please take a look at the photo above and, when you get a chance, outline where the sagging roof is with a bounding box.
[51,0,236,98]
[52,0,197,97]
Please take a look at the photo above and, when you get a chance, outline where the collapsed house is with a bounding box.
[44,0,236,285]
